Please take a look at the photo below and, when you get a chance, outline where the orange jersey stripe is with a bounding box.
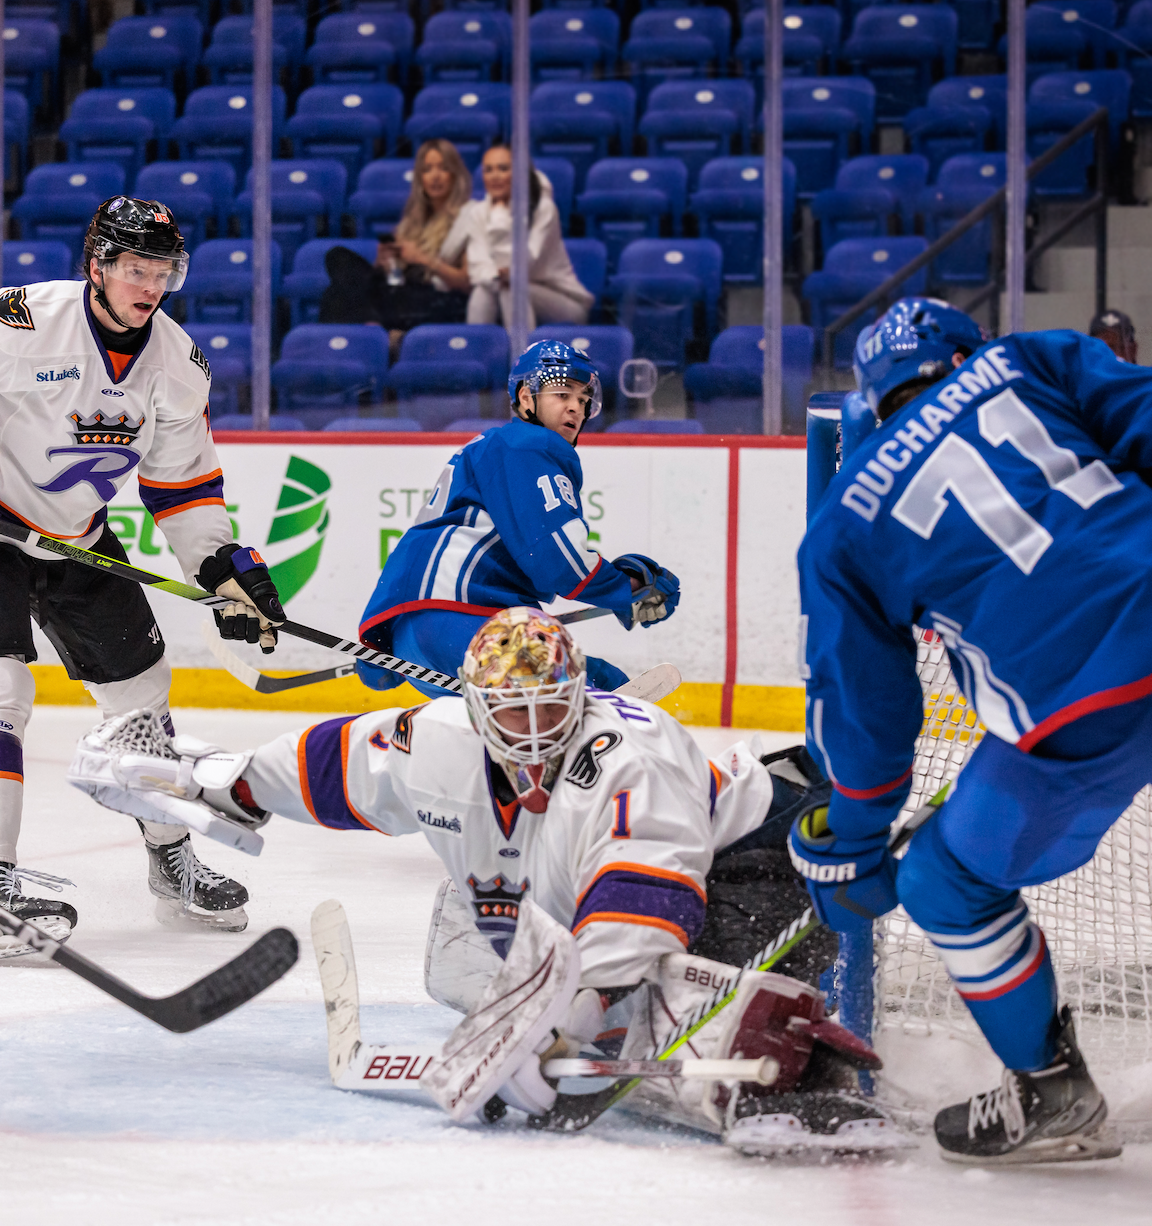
[572,911,690,947]
[152,497,226,523]
[340,720,378,832]
[297,726,320,824]
[0,771,23,784]
[139,469,224,491]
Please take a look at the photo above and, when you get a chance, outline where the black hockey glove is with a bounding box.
[197,544,285,654]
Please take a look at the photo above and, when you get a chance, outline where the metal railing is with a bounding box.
[819,106,1111,375]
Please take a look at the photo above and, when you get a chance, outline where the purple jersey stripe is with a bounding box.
[572,869,706,946]
[139,472,224,518]
[302,718,369,831]
[0,730,22,780]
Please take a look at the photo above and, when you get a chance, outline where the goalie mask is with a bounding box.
[461,608,587,814]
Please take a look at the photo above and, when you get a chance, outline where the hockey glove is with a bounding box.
[354,659,405,692]
[197,544,285,654]
[611,553,681,631]
[787,801,897,934]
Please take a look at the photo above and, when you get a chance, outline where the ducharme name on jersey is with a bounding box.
[839,344,1025,524]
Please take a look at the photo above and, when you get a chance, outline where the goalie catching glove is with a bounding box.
[67,709,270,855]
[787,796,897,933]
[197,544,285,654]
[611,553,681,631]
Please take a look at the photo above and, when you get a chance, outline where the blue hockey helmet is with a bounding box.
[854,298,986,417]
[508,339,603,424]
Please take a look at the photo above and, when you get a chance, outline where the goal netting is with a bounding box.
[876,630,1152,1076]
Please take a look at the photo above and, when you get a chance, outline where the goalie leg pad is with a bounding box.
[424,877,505,1015]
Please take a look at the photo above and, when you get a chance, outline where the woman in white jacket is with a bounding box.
[445,142,594,329]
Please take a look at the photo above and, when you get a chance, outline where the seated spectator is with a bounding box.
[1089,308,1138,364]
[453,141,593,330]
[320,139,472,340]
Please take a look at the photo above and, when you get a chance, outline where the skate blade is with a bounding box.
[726,1115,916,1158]
[154,897,249,932]
[939,1128,1123,1167]
[0,915,75,962]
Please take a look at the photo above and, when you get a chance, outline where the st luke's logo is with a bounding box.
[37,410,146,500]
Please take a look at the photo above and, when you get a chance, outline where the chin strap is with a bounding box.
[514,392,588,446]
[88,272,157,335]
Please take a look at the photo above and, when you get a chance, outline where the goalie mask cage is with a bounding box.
[807,397,1152,1081]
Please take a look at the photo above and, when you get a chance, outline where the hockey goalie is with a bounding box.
[68,608,902,1154]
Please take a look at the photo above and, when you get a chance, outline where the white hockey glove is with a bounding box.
[67,709,268,856]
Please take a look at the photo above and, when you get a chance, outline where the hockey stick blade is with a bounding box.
[0,906,299,1032]
[201,623,356,693]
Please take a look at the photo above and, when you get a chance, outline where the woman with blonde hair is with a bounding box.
[320,139,473,335]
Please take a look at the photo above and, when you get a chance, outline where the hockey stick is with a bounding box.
[310,902,778,1101]
[200,619,682,704]
[529,784,951,1131]
[0,906,298,1033]
[0,520,463,693]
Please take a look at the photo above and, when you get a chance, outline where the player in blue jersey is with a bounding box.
[356,340,680,701]
[785,297,1152,1164]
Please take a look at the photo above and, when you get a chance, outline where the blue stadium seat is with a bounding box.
[623,9,733,104]
[185,323,250,415]
[1030,68,1131,151]
[737,8,841,89]
[3,90,31,189]
[171,85,288,183]
[3,240,73,285]
[201,14,307,90]
[530,8,619,80]
[442,417,505,433]
[824,153,929,234]
[536,157,575,232]
[139,0,214,25]
[406,84,510,169]
[950,0,999,52]
[388,324,510,429]
[1026,99,1098,198]
[1123,1,1152,116]
[563,237,608,308]
[271,323,390,416]
[212,413,306,431]
[924,74,1007,147]
[11,164,126,266]
[233,160,349,269]
[608,237,723,367]
[684,323,814,434]
[323,416,424,431]
[641,81,757,188]
[3,18,60,115]
[902,104,993,183]
[842,6,959,120]
[58,117,153,192]
[281,238,379,326]
[135,161,235,245]
[997,7,1087,84]
[349,158,413,238]
[66,86,176,141]
[577,157,688,271]
[93,15,202,93]
[528,323,632,413]
[287,84,402,176]
[782,77,877,198]
[605,418,704,433]
[920,153,1007,284]
[802,236,929,368]
[417,11,511,83]
[530,81,637,193]
[1042,2,1120,69]
[177,238,283,325]
[307,13,414,86]
[690,156,796,283]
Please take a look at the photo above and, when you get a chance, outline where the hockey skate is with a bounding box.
[934,1006,1121,1165]
[144,832,249,932]
[0,862,78,960]
[724,1090,913,1157]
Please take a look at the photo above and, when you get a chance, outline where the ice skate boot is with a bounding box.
[144,832,249,932]
[935,1006,1121,1165]
[0,862,78,959]
[725,1090,912,1156]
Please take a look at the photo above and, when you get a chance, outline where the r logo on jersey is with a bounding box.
[564,730,622,789]
[0,288,34,330]
[189,342,210,381]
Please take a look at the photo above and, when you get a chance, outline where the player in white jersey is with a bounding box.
[0,197,285,944]
[71,610,900,1151]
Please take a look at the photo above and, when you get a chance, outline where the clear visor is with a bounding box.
[99,251,189,296]
[463,673,586,767]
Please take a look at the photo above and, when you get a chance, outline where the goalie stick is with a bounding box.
[311,901,779,1105]
[200,620,682,704]
[528,785,950,1131]
[0,906,298,1033]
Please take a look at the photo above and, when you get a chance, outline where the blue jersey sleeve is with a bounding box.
[474,425,634,606]
[799,520,924,839]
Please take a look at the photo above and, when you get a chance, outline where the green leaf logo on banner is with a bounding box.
[265,455,331,603]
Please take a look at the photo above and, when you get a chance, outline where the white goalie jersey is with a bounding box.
[0,279,233,577]
[247,692,775,988]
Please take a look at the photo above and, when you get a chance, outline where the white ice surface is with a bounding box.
[6,710,1150,1225]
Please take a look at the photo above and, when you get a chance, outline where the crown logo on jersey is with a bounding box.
[468,874,527,921]
[69,410,144,446]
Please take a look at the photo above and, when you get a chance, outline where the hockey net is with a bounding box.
[876,630,1152,1075]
